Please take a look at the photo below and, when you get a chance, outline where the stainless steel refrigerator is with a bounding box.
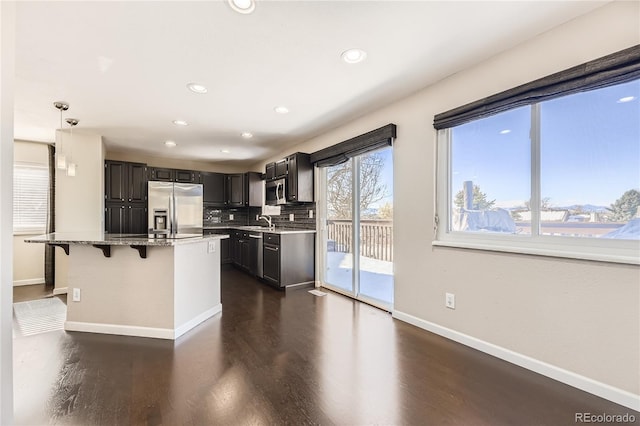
[148,182,203,238]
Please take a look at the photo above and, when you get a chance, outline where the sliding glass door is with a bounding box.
[320,146,394,310]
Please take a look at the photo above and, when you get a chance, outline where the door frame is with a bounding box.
[316,149,394,312]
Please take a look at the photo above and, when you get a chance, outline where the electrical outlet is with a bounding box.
[208,240,216,253]
[289,213,294,221]
[309,210,314,219]
[229,213,234,221]
[72,288,81,302]
[445,293,455,309]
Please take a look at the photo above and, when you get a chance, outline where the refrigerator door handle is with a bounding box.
[170,190,177,235]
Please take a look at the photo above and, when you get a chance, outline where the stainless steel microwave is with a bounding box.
[265,178,286,205]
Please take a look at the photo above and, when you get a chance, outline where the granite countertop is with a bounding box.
[203,225,316,234]
[24,232,229,246]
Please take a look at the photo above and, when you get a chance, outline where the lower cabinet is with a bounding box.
[105,203,147,234]
[262,232,314,289]
[262,242,280,284]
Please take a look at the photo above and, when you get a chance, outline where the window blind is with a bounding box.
[433,44,640,130]
[13,163,49,234]
[310,124,397,168]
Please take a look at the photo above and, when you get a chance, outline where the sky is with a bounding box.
[452,79,640,208]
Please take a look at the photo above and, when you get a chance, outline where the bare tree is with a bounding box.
[327,152,389,219]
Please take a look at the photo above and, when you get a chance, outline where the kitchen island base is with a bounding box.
[25,234,227,340]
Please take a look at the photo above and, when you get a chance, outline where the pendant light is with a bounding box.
[65,118,79,177]
[53,101,69,169]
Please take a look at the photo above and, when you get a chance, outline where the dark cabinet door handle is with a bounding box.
[264,246,279,252]
[121,206,125,209]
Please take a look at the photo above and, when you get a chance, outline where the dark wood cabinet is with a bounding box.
[128,205,148,234]
[175,169,198,183]
[105,160,147,204]
[262,232,314,289]
[201,172,226,206]
[149,167,174,182]
[246,172,263,207]
[105,204,126,234]
[226,174,245,207]
[149,167,198,183]
[286,152,313,203]
[265,162,276,181]
[275,158,288,179]
[105,160,148,234]
[264,153,313,204]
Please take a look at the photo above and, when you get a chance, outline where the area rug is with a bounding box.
[13,297,66,337]
[308,289,328,297]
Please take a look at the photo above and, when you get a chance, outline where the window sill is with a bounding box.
[432,240,639,266]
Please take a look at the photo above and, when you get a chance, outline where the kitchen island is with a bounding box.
[25,232,228,340]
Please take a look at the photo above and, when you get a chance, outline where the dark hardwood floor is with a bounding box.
[13,283,55,303]
[13,266,638,425]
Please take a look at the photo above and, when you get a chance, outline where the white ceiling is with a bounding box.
[14,0,608,167]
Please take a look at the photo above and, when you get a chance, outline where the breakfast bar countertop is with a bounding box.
[24,232,229,247]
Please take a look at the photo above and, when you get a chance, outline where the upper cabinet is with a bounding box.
[201,171,226,206]
[148,167,174,182]
[265,152,313,203]
[246,172,263,207]
[105,160,147,204]
[286,152,313,203]
[175,169,199,183]
[149,167,198,183]
[104,160,148,234]
[226,173,245,207]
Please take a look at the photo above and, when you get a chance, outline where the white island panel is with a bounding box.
[174,240,221,338]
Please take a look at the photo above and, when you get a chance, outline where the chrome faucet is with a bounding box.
[259,215,273,229]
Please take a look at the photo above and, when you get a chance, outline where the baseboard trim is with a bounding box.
[65,321,175,340]
[65,304,223,341]
[174,304,222,339]
[52,287,68,295]
[392,310,640,411]
[13,278,45,286]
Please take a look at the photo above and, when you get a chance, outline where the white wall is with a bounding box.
[106,150,249,174]
[251,1,640,406]
[0,2,14,422]
[13,140,47,286]
[55,130,104,290]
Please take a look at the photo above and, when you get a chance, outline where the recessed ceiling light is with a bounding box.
[499,129,511,134]
[228,0,255,14]
[341,48,367,64]
[187,83,208,94]
[172,120,188,126]
[221,149,231,154]
[165,140,177,147]
[618,96,636,103]
[274,106,289,114]
[241,132,253,139]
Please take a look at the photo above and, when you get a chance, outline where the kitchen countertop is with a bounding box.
[203,225,316,234]
[25,232,229,246]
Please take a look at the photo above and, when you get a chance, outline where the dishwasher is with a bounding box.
[248,233,263,278]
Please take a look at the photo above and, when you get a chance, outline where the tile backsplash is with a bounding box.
[204,203,316,230]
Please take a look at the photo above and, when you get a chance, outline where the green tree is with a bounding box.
[607,189,640,222]
[454,185,495,210]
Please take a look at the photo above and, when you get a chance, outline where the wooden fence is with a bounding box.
[327,219,393,262]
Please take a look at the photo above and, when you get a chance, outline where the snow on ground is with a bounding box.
[325,251,393,304]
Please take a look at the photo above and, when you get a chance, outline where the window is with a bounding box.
[13,162,49,234]
[436,78,639,264]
